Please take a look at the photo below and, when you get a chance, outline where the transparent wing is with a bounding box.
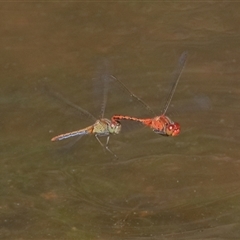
[170,94,211,116]
[92,59,112,119]
[110,75,156,116]
[43,86,96,122]
[109,52,188,118]
[161,51,188,115]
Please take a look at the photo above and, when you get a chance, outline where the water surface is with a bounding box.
[1,2,240,239]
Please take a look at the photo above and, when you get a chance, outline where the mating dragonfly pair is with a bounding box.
[51,52,188,158]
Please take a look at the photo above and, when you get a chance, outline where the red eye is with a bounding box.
[167,123,180,136]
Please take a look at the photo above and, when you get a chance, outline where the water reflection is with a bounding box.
[1,2,240,240]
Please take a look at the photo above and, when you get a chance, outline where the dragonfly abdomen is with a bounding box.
[112,115,146,124]
[51,126,93,141]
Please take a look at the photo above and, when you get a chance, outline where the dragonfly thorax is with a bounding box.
[98,118,121,135]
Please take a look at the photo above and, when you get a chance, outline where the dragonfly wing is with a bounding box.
[110,75,156,116]
[92,59,112,118]
[162,51,188,115]
[43,85,96,122]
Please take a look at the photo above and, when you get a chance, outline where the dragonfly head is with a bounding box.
[109,120,121,134]
[165,122,180,136]
[154,122,180,136]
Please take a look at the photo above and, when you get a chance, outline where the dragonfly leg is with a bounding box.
[105,136,118,159]
[153,129,167,136]
[95,135,117,159]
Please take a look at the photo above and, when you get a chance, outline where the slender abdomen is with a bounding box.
[51,125,93,141]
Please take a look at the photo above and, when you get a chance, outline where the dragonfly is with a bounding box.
[111,51,188,136]
[51,63,121,158]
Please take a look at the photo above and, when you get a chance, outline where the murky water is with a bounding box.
[1,3,240,240]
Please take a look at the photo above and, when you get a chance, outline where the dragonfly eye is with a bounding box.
[166,122,180,136]
[111,120,120,127]
[111,119,120,125]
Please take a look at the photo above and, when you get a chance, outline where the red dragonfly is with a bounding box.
[111,52,188,136]
[51,63,121,157]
